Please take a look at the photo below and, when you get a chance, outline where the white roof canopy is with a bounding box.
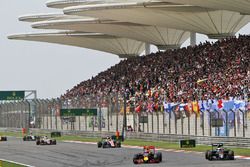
[32,18,189,49]
[162,0,250,15]
[46,0,105,9]
[64,2,250,38]
[19,13,90,23]
[46,0,158,9]
[8,31,145,58]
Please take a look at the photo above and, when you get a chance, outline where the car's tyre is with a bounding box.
[36,140,40,145]
[3,137,7,141]
[117,141,121,148]
[205,150,209,159]
[207,151,213,161]
[53,140,57,145]
[133,154,139,164]
[103,142,107,148]
[133,158,138,164]
[97,142,102,148]
[157,152,162,162]
[228,150,234,160]
[23,137,26,141]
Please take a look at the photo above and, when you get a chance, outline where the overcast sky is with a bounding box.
[1,0,250,99]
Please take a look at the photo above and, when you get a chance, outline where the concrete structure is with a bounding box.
[63,1,250,39]
[8,31,145,58]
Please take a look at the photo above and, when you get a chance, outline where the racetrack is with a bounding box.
[0,137,249,167]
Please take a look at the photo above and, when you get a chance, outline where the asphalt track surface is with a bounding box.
[0,137,249,167]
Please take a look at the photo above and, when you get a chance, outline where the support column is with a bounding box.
[145,43,150,55]
[190,32,196,47]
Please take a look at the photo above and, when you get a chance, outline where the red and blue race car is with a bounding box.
[133,146,162,164]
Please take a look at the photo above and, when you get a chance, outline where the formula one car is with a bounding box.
[36,136,56,145]
[97,136,121,148]
[23,135,38,141]
[133,146,162,164]
[205,143,234,160]
[0,136,7,141]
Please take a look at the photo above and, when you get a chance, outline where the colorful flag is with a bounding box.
[172,104,181,119]
[192,101,200,116]
[218,99,223,109]
[184,102,192,117]
[223,100,234,111]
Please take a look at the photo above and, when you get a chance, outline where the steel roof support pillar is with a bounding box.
[190,32,196,47]
[145,43,150,55]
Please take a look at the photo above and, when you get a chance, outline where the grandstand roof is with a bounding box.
[8,31,145,58]
[19,13,89,23]
[162,0,250,15]
[46,0,104,9]
[64,1,250,38]
[32,18,189,49]
[46,0,152,9]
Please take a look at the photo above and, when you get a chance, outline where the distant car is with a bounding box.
[97,136,121,148]
[23,135,38,141]
[36,136,56,145]
[0,136,7,141]
[133,146,162,164]
[205,143,234,160]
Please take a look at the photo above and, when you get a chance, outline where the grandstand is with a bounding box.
[8,0,249,108]
[61,35,249,104]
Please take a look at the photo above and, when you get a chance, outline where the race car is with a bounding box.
[0,136,7,141]
[133,146,162,164]
[205,143,234,160]
[23,135,38,141]
[36,136,56,145]
[97,136,121,148]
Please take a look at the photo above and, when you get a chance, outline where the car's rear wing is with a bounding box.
[212,143,223,147]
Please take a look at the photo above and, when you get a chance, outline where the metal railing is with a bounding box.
[0,97,249,138]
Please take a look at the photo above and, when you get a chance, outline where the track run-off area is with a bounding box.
[0,137,249,167]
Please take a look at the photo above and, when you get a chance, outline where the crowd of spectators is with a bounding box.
[61,35,250,111]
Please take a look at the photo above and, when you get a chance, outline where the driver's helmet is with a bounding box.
[106,136,111,140]
[144,147,150,153]
[217,147,223,152]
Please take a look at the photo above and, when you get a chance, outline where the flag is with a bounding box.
[223,100,234,111]
[147,101,154,112]
[163,102,174,113]
[184,102,192,117]
[218,99,223,109]
[179,103,187,111]
[172,104,181,119]
[234,100,242,110]
[211,99,218,111]
[192,101,200,116]
[135,105,141,113]
[198,100,205,112]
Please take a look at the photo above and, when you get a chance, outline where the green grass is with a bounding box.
[0,131,22,137]
[0,160,29,167]
[1,132,250,156]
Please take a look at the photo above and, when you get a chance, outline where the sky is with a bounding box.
[0,0,250,99]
